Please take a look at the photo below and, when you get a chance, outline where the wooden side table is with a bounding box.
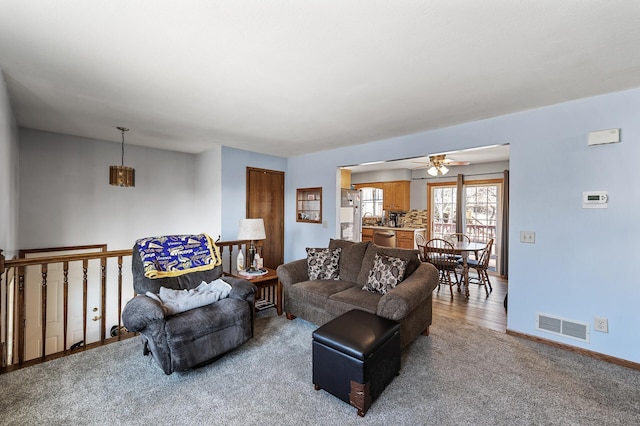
[230,267,282,315]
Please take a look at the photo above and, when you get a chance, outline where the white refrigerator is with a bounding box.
[340,189,362,242]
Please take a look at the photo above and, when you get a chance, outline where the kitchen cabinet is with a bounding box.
[395,230,415,249]
[296,187,322,223]
[354,181,410,211]
[383,181,410,211]
[362,227,373,242]
[340,169,352,189]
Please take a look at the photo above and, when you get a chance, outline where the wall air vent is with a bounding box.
[536,313,589,343]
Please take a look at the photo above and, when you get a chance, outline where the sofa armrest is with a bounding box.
[376,263,439,321]
[122,295,166,332]
[224,276,257,302]
[276,259,309,287]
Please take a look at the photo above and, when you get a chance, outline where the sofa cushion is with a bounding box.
[363,253,408,295]
[327,286,380,317]
[289,279,355,309]
[357,245,421,287]
[328,239,370,283]
[306,247,342,280]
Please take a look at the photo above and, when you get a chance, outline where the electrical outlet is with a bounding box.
[594,316,608,333]
[520,231,535,243]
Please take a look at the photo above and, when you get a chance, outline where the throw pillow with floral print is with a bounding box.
[306,247,342,280]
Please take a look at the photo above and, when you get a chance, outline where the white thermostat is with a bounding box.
[582,191,608,209]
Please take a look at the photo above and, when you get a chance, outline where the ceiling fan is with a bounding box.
[412,154,470,176]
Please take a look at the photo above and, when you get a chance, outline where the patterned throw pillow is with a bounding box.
[363,253,408,295]
[306,247,342,280]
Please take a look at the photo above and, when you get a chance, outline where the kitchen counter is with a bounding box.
[362,225,426,232]
[362,226,426,249]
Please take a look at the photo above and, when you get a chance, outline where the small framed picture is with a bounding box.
[307,194,315,200]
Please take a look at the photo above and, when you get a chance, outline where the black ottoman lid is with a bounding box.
[312,309,400,360]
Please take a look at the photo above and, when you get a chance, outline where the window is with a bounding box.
[360,187,383,218]
[430,185,457,238]
[429,179,502,271]
[465,184,499,244]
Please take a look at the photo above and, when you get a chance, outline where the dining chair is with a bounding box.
[446,233,477,260]
[446,233,470,244]
[425,238,460,298]
[463,238,494,296]
[415,233,427,261]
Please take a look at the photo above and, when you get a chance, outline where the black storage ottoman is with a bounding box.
[312,309,400,417]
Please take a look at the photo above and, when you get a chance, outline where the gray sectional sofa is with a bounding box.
[277,239,439,348]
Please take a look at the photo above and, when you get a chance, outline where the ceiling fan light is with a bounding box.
[439,165,449,175]
[427,166,438,176]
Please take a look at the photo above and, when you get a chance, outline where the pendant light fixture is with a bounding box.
[109,126,135,187]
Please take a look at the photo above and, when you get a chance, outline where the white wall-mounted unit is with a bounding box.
[582,191,608,209]
[587,128,620,146]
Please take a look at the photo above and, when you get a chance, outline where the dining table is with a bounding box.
[450,241,486,298]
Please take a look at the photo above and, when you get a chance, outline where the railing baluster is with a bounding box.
[100,258,106,343]
[117,256,123,341]
[82,259,88,351]
[40,264,47,359]
[0,250,4,368]
[63,262,69,351]
[17,267,25,365]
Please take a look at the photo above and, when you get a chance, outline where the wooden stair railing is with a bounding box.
[0,239,252,374]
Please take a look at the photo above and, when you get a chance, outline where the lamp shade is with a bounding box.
[109,126,135,187]
[109,165,135,187]
[237,218,266,240]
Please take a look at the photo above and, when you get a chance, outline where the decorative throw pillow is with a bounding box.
[363,253,408,295]
[306,247,342,280]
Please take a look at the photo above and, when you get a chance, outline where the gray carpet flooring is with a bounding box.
[1,310,639,425]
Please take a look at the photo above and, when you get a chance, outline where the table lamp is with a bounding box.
[237,218,266,273]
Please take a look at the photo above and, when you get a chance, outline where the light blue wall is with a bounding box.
[0,70,19,257]
[220,146,287,241]
[286,87,640,363]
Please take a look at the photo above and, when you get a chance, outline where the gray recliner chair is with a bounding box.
[122,245,256,374]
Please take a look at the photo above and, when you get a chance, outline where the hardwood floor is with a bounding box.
[432,271,508,333]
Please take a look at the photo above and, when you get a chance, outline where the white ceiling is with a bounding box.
[1,1,640,157]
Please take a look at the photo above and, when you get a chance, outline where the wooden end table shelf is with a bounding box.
[229,267,282,315]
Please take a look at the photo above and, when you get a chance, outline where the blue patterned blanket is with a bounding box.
[136,234,221,279]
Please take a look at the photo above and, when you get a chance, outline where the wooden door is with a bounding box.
[246,167,285,269]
